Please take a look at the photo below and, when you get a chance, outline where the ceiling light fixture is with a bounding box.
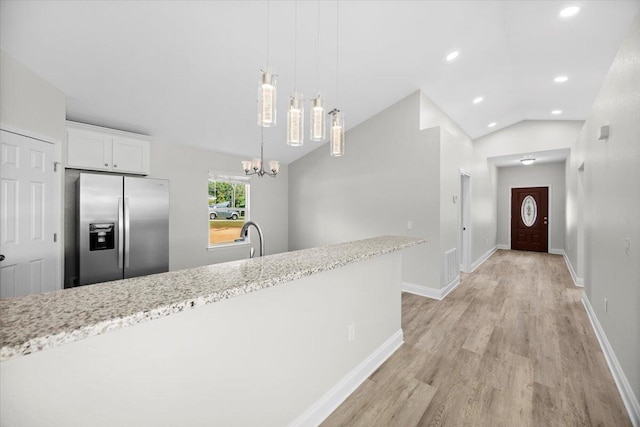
[309,0,326,142]
[521,156,536,166]
[258,1,277,127]
[488,122,497,128]
[473,96,484,104]
[559,6,580,18]
[242,127,280,178]
[446,50,459,62]
[552,109,562,115]
[554,75,568,83]
[286,0,304,146]
[330,0,345,157]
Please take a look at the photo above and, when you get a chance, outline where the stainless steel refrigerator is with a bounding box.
[78,173,169,285]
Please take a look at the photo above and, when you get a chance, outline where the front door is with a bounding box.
[511,187,548,252]
[0,130,57,298]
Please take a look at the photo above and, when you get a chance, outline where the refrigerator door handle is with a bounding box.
[124,197,131,268]
[118,197,124,269]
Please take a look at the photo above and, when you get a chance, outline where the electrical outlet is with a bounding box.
[348,323,355,342]
[407,220,413,230]
[604,298,608,313]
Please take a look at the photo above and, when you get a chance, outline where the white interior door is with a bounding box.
[1,130,57,298]
[460,172,471,273]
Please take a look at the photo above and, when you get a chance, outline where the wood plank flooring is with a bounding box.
[322,250,631,426]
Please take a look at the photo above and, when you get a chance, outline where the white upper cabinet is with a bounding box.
[66,121,151,175]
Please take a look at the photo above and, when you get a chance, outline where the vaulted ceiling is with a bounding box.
[1,1,638,164]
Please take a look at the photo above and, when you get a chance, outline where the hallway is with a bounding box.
[322,250,631,426]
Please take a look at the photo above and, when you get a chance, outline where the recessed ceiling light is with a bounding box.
[552,110,563,115]
[446,51,459,62]
[488,122,497,128]
[559,6,580,18]
[554,76,569,83]
[473,96,484,104]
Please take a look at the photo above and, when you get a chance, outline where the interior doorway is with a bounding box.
[511,186,549,252]
[459,171,471,272]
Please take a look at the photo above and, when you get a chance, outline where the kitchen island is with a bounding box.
[1,235,425,427]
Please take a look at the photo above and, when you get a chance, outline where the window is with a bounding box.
[208,173,250,246]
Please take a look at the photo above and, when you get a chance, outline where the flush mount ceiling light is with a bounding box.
[554,75,569,83]
[559,6,580,18]
[521,156,536,166]
[488,122,497,128]
[446,50,459,62]
[552,109,563,115]
[473,96,484,104]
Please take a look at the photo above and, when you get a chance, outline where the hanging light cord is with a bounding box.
[294,0,298,92]
[317,0,321,94]
[266,0,270,67]
[335,0,339,105]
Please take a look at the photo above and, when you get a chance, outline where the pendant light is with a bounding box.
[330,0,345,156]
[242,127,280,178]
[309,0,326,142]
[287,0,304,146]
[258,0,277,128]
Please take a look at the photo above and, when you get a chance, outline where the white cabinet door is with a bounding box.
[0,130,57,298]
[112,137,150,174]
[67,128,112,171]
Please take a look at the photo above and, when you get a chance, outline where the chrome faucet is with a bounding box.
[239,221,264,258]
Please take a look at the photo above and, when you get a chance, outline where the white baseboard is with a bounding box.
[402,276,460,301]
[496,244,510,250]
[582,294,639,426]
[288,329,404,427]
[549,248,564,255]
[471,246,498,272]
[561,250,584,287]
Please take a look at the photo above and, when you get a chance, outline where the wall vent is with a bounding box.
[444,248,459,285]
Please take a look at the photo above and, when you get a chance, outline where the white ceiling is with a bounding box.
[1,1,638,164]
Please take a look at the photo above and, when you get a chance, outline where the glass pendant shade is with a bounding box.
[287,93,304,146]
[252,158,262,171]
[268,160,280,174]
[329,111,345,157]
[242,160,252,173]
[309,96,326,141]
[258,70,277,127]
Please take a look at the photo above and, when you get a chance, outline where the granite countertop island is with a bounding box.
[0,235,425,361]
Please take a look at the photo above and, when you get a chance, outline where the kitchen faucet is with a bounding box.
[239,221,264,258]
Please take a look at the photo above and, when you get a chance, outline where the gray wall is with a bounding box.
[497,162,566,252]
[289,92,442,289]
[0,49,66,143]
[566,13,640,401]
[148,141,288,271]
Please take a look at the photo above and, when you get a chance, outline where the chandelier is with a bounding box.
[242,127,280,178]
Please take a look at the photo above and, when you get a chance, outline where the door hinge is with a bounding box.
[53,233,58,243]
[53,162,61,172]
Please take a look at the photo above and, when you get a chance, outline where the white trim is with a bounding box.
[496,244,510,250]
[561,250,584,287]
[581,294,639,426]
[0,123,61,145]
[549,248,564,255]
[471,246,497,272]
[288,329,404,427]
[401,276,460,301]
[66,120,153,141]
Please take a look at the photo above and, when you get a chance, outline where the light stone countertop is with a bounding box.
[0,235,425,361]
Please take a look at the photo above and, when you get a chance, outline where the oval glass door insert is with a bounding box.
[521,195,537,227]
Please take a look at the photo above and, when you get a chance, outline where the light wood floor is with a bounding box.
[322,250,631,426]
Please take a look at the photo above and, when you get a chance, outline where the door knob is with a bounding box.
[0,254,5,261]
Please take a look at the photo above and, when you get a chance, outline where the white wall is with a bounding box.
[566,13,640,407]
[0,49,66,143]
[148,141,288,271]
[496,162,566,252]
